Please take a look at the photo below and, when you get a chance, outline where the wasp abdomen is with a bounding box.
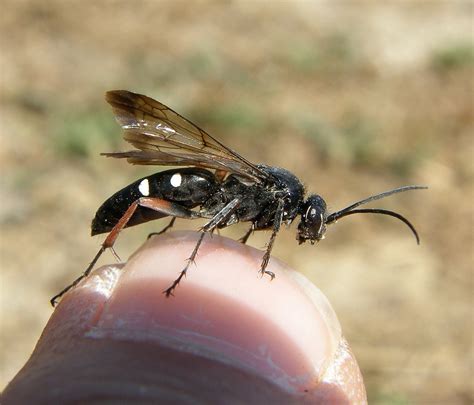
[91,168,219,235]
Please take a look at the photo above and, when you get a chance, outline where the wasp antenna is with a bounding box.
[327,208,421,244]
[329,185,427,219]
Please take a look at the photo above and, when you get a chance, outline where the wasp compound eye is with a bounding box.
[297,194,328,244]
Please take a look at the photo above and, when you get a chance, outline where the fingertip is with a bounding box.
[8,231,366,403]
[77,232,344,393]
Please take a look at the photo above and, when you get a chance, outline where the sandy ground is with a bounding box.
[1,1,473,403]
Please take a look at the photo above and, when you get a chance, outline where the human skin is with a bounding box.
[3,232,367,404]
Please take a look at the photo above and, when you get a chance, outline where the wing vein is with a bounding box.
[104,90,270,183]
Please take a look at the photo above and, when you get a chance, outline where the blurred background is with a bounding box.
[1,1,472,403]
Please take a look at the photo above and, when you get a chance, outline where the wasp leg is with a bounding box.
[163,231,207,298]
[50,198,200,307]
[259,199,285,280]
[239,226,254,244]
[163,198,240,297]
[147,217,177,239]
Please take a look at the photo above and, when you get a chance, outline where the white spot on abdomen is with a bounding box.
[170,173,182,187]
[138,178,150,196]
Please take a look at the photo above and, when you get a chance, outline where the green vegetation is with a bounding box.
[284,33,360,75]
[339,111,377,167]
[52,109,119,159]
[191,103,263,132]
[430,42,474,73]
[372,390,411,405]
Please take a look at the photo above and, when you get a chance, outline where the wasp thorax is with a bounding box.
[297,194,328,244]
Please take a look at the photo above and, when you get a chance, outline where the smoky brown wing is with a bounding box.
[104,90,268,183]
[101,150,261,176]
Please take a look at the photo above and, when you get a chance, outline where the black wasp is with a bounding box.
[51,90,426,306]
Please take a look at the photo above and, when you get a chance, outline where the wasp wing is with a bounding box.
[103,90,269,183]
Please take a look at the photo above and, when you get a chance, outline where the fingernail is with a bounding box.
[84,232,341,394]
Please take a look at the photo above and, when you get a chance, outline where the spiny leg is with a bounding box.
[51,198,199,306]
[163,198,241,297]
[50,247,106,306]
[50,200,143,306]
[147,217,176,239]
[163,231,206,297]
[260,199,285,280]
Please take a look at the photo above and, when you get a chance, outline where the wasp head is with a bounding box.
[297,194,328,244]
[296,185,427,247]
